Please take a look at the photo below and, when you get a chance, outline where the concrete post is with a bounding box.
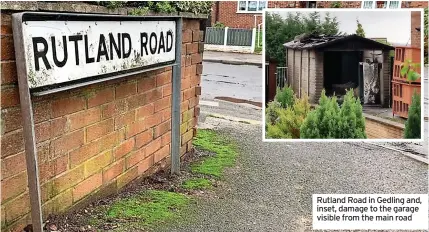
[223,27,229,48]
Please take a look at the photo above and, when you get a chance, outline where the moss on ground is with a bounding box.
[106,190,191,227]
[191,129,237,178]
[181,178,212,190]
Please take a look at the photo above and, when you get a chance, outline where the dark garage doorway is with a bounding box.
[323,51,362,96]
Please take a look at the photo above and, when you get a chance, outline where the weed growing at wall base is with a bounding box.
[191,129,237,178]
[106,190,191,227]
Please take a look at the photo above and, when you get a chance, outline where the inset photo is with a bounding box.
[263,9,425,141]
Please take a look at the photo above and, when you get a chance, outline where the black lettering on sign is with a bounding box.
[97,34,109,62]
[149,32,157,55]
[158,31,165,54]
[166,30,173,52]
[51,36,68,68]
[84,35,95,64]
[109,33,122,59]
[122,33,131,59]
[140,32,148,56]
[69,35,83,65]
[32,37,51,71]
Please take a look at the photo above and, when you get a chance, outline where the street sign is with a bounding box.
[16,13,176,91]
[12,12,183,232]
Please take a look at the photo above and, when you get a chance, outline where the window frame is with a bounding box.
[361,1,402,9]
[237,0,268,13]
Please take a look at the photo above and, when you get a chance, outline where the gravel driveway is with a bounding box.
[156,118,428,232]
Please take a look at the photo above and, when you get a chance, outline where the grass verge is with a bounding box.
[106,190,191,228]
[182,178,212,190]
[191,129,237,178]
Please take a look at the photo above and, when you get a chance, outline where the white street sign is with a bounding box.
[20,19,176,89]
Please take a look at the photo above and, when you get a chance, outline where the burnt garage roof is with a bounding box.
[283,34,395,51]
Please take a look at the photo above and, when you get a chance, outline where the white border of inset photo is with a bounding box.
[261,8,425,142]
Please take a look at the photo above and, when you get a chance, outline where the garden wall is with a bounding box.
[0,2,205,231]
[364,114,404,139]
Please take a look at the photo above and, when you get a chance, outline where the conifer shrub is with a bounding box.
[404,91,421,139]
[301,90,341,138]
[337,90,366,138]
[266,96,310,138]
[275,86,295,108]
[265,101,282,125]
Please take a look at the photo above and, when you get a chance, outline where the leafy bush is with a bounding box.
[330,1,342,8]
[95,1,213,15]
[401,59,421,82]
[175,1,213,15]
[404,91,421,139]
[275,86,295,108]
[266,96,310,139]
[213,21,225,28]
[337,90,366,138]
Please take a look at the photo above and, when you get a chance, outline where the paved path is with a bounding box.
[203,51,262,66]
[155,106,428,232]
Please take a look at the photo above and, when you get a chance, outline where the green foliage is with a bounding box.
[337,90,366,138]
[96,1,213,15]
[330,1,342,8]
[356,19,365,37]
[401,59,421,82]
[213,21,225,28]
[275,86,295,108]
[182,178,212,190]
[301,90,341,138]
[266,96,311,139]
[404,91,421,139]
[192,129,237,178]
[128,7,150,16]
[265,101,282,125]
[266,12,341,65]
[106,190,190,227]
[153,1,177,13]
[175,1,213,15]
[97,1,125,9]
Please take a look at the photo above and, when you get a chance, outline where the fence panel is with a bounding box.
[205,27,225,45]
[276,67,288,89]
[226,28,253,46]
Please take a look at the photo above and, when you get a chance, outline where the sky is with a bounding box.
[274,10,414,45]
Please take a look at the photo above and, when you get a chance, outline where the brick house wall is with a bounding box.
[211,1,428,29]
[0,2,205,231]
[411,11,422,48]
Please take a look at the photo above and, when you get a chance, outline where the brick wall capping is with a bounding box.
[363,113,405,130]
[0,1,208,19]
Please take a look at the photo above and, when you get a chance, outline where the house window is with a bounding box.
[237,0,268,13]
[361,1,401,9]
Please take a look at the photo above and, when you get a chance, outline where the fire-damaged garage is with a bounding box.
[284,34,395,107]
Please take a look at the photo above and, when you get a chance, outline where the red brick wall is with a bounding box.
[411,11,422,48]
[1,4,203,231]
[211,1,427,29]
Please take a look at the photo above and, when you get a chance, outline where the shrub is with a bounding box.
[404,91,421,139]
[265,101,282,125]
[266,96,310,139]
[300,90,340,138]
[275,86,295,108]
[337,90,366,138]
[213,21,225,28]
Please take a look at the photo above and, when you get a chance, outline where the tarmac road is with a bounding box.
[156,116,428,232]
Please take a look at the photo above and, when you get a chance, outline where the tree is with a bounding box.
[265,12,342,65]
[404,91,421,139]
[355,19,365,37]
